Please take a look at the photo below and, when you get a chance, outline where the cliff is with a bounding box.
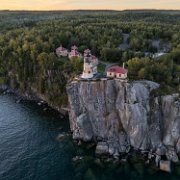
[67,79,180,162]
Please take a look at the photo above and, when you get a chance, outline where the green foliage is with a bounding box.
[127,53,179,90]
[150,84,179,97]
[100,48,123,62]
[0,77,6,84]
[129,58,159,81]
[69,57,83,73]
[0,10,179,106]
[97,64,106,73]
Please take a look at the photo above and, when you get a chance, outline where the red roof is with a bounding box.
[91,55,97,60]
[84,49,91,53]
[71,45,78,50]
[107,66,128,74]
[70,50,80,56]
[56,46,67,52]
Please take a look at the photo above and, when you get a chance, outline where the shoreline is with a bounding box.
[0,84,69,118]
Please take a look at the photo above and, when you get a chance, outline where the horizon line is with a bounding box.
[0,8,180,12]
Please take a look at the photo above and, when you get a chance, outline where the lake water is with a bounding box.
[0,95,179,180]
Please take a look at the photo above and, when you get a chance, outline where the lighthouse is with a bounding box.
[81,49,98,79]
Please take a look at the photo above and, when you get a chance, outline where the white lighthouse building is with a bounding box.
[81,49,98,79]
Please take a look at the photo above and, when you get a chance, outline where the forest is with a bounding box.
[0,10,179,107]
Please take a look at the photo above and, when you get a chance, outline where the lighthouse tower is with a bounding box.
[81,50,94,79]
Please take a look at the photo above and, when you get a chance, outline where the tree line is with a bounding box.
[0,10,179,107]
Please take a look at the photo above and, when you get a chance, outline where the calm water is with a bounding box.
[0,95,179,180]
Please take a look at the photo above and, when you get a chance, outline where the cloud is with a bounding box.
[0,0,180,10]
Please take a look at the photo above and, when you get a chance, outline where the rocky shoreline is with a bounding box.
[0,84,68,118]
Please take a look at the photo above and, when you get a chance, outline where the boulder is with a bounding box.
[166,147,179,162]
[56,134,65,141]
[96,142,109,155]
[159,160,171,173]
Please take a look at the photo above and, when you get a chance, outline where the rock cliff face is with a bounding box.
[67,80,180,162]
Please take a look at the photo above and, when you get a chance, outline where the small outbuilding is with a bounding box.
[56,45,68,57]
[107,65,128,79]
[69,45,81,59]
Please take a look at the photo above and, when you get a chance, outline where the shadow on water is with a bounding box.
[0,95,179,180]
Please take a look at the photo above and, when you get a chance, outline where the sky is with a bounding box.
[0,0,180,10]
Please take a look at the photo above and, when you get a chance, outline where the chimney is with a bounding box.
[123,62,125,69]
